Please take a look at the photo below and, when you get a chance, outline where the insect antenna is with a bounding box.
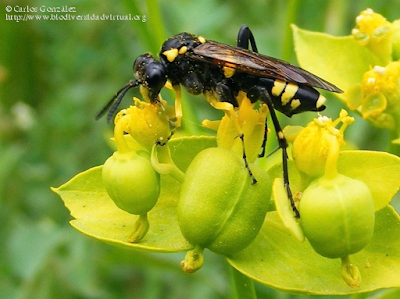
[95,79,140,123]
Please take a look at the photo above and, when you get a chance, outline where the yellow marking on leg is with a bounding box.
[290,99,301,110]
[178,46,187,54]
[173,85,182,128]
[198,36,206,44]
[316,94,326,109]
[223,66,235,78]
[162,48,179,62]
[272,80,286,97]
[278,131,285,140]
[281,82,299,105]
[205,92,235,113]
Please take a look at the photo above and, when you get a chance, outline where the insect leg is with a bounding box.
[237,25,259,52]
[154,82,183,146]
[258,121,268,158]
[172,84,183,129]
[237,26,270,158]
[260,89,300,218]
[163,81,183,129]
[205,92,257,184]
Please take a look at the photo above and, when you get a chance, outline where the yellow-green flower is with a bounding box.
[393,20,400,60]
[352,8,393,62]
[202,96,268,163]
[292,110,354,180]
[363,61,400,108]
[293,9,400,142]
[346,61,400,129]
[117,97,172,151]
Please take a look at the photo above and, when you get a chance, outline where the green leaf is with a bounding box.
[54,135,400,294]
[52,136,216,252]
[269,150,400,212]
[167,136,217,172]
[337,150,400,211]
[227,205,400,295]
[292,25,382,96]
[371,289,400,299]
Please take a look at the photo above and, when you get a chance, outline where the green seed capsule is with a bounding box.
[102,151,160,215]
[178,147,271,256]
[300,174,375,259]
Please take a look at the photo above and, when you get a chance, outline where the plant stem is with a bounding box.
[350,293,368,299]
[120,0,153,51]
[145,0,166,48]
[145,0,201,135]
[180,94,203,135]
[230,266,257,299]
[387,108,400,156]
[282,0,300,61]
[150,145,185,183]
[323,134,340,180]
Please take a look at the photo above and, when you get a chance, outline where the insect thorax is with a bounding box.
[159,33,224,95]
[158,33,326,117]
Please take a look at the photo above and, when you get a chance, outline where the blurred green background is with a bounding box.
[1,0,399,298]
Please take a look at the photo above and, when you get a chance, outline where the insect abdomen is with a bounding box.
[246,78,326,117]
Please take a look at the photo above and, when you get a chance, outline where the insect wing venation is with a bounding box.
[192,40,342,93]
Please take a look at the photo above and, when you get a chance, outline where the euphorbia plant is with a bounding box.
[53,9,400,297]
[291,111,375,287]
[179,98,271,272]
[293,8,400,144]
[101,98,171,242]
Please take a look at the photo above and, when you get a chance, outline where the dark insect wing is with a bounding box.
[192,40,343,93]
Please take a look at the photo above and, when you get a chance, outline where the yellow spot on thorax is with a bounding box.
[179,46,187,54]
[162,48,179,62]
[223,66,235,78]
[198,36,206,44]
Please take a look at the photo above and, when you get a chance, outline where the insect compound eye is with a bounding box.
[133,53,155,74]
[145,63,167,91]
[133,54,166,89]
